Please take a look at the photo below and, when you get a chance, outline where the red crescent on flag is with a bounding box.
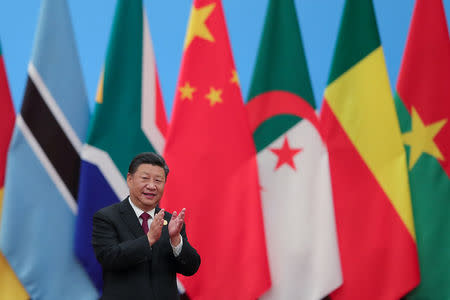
[246,90,322,140]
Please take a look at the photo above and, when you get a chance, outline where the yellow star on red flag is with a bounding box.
[179,82,196,100]
[164,1,272,298]
[205,87,223,106]
[230,69,239,86]
[184,3,216,50]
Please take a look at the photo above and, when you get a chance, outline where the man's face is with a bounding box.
[127,163,166,211]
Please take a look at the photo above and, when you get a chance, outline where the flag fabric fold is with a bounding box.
[0,0,98,298]
[0,40,29,300]
[246,0,342,299]
[74,0,168,292]
[162,0,271,299]
[320,0,420,299]
[395,0,450,298]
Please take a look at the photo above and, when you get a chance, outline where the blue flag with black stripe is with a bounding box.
[0,0,98,298]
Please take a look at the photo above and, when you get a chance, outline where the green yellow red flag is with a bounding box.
[320,0,420,299]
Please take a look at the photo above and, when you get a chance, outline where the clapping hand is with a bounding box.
[147,209,165,246]
[168,208,185,246]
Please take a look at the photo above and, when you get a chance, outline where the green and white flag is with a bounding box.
[246,0,342,299]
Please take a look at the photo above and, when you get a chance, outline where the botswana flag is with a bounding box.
[0,0,98,299]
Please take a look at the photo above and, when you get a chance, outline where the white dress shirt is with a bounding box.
[128,197,182,257]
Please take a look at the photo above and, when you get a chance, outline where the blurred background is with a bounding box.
[1,1,449,299]
[1,0,449,115]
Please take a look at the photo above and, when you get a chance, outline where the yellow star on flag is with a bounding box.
[205,87,223,106]
[179,82,196,100]
[230,69,239,86]
[402,107,447,169]
[184,3,216,50]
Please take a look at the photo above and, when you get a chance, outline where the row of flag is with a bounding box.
[0,0,448,300]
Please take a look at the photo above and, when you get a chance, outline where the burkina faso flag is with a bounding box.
[395,0,450,299]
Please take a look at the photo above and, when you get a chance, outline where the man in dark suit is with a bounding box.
[92,152,201,300]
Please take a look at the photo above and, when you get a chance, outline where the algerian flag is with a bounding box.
[246,0,342,299]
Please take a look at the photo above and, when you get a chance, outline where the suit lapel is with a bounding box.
[119,197,144,238]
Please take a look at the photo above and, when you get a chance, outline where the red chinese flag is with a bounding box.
[162,0,271,299]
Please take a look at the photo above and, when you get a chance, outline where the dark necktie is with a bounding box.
[140,212,151,234]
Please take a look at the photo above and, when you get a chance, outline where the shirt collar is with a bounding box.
[128,196,155,219]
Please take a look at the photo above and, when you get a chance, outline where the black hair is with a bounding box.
[128,152,169,178]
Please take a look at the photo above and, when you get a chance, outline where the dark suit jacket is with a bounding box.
[92,198,201,300]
